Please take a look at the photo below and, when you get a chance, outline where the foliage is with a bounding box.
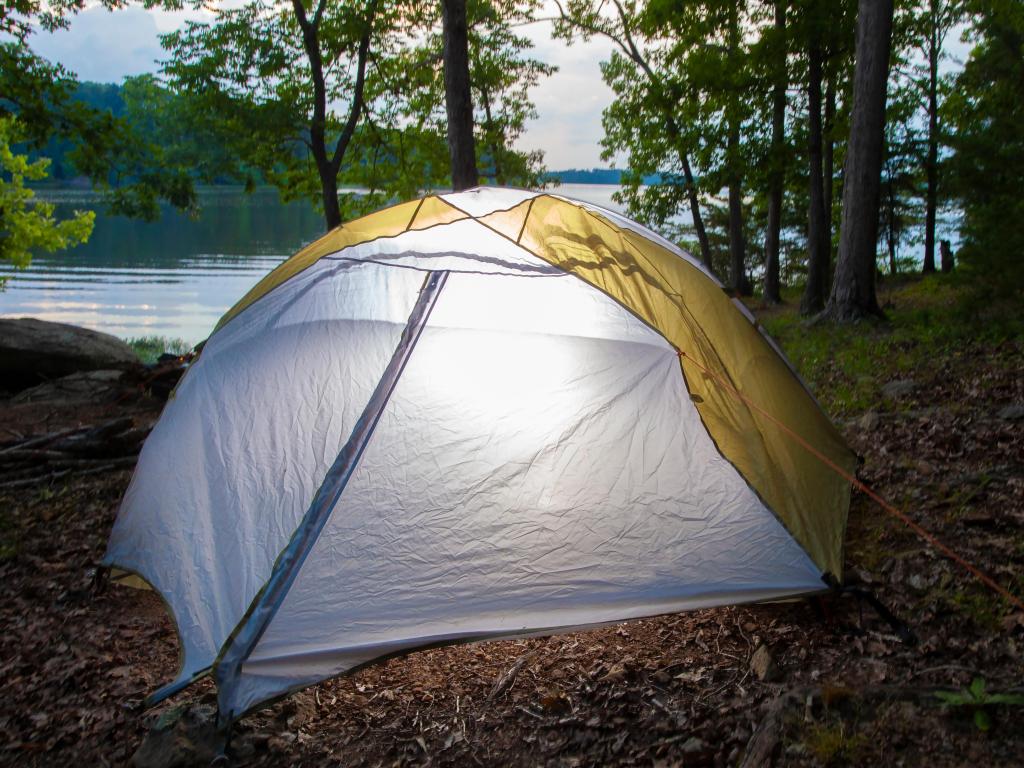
[877,66,924,274]
[943,0,1024,301]
[156,0,552,228]
[935,678,1024,731]
[0,39,196,222]
[553,0,710,249]
[158,0,393,226]
[0,117,93,285]
[465,0,554,186]
[0,0,123,43]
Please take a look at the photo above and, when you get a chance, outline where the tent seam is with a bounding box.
[211,269,451,721]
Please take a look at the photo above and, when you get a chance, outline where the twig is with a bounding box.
[0,458,136,490]
[487,650,538,702]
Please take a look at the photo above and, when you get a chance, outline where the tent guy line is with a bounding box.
[676,347,1024,614]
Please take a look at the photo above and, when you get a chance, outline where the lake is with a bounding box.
[0,184,627,346]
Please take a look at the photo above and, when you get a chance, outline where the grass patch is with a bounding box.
[755,274,1023,416]
[126,336,192,365]
[801,720,868,765]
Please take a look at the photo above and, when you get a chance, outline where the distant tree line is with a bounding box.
[543,168,662,185]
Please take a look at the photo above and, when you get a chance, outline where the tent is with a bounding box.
[104,187,854,724]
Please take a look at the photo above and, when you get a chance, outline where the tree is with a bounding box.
[911,0,960,274]
[402,0,553,189]
[0,117,93,283]
[0,1,195,275]
[554,0,715,270]
[877,45,924,276]
[441,0,479,190]
[160,0,384,231]
[0,43,195,222]
[943,0,1024,300]
[822,0,894,321]
[796,0,854,314]
[761,0,788,304]
[469,0,554,186]
[721,0,754,295]
[800,0,830,314]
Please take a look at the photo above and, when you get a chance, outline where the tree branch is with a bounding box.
[330,0,377,175]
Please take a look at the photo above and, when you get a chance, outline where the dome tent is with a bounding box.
[104,187,854,724]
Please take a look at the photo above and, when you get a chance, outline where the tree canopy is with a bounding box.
[6,0,1021,316]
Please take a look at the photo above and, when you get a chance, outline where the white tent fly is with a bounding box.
[104,187,853,723]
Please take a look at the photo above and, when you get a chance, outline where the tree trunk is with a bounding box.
[885,179,897,274]
[940,239,954,272]
[441,0,478,191]
[824,0,893,322]
[727,123,751,295]
[823,71,836,256]
[922,7,939,274]
[764,0,786,305]
[318,169,342,230]
[292,0,341,230]
[802,35,828,315]
[292,0,373,231]
[480,85,504,185]
[726,1,749,295]
[680,151,714,271]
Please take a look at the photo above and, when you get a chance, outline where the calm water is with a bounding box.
[0,184,627,345]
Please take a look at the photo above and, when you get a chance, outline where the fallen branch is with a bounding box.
[740,692,790,768]
[0,457,137,490]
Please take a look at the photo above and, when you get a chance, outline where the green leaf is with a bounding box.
[969,678,987,700]
[974,708,991,732]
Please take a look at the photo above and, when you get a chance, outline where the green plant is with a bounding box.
[934,677,1024,731]
[126,336,192,365]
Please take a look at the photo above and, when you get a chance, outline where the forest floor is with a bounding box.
[1,274,1022,767]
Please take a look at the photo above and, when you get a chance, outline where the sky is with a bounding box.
[28,5,618,170]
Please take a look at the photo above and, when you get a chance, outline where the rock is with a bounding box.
[12,370,125,404]
[750,645,780,682]
[881,379,915,400]
[915,459,935,475]
[997,403,1024,421]
[857,411,881,431]
[132,705,220,768]
[0,318,139,392]
[681,736,705,755]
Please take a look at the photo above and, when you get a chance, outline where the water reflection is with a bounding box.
[0,184,628,346]
[0,188,323,344]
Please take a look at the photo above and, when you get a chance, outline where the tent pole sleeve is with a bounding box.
[213,270,450,719]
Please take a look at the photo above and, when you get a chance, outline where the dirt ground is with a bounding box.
[1,330,1022,766]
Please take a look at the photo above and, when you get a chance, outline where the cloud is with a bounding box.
[30,7,164,82]
[29,5,211,83]
[516,20,617,169]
